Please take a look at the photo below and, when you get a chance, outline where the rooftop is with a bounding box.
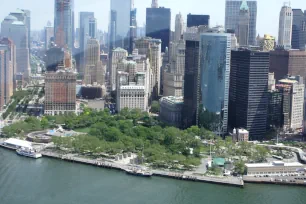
[240,0,249,10]
[160,96,184,104]
[120,85,145,90]
[245,161,304,168]
[4,138,32,148]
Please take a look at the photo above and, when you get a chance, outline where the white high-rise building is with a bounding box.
[277,76,304,132]
[110,48,128,90]
[278,2,293,49]
[134,37,162,97]
[174,13,184,42]
[84,38,105,85]
[116,59,150,112]
[163,39,185,97]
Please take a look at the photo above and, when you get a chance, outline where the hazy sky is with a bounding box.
[0,0,305,37]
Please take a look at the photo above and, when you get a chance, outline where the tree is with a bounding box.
[41,117,49,129]
[150,101,160,113]
[234,160,246,175]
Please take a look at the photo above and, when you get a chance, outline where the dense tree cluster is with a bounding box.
[50,108,211,168]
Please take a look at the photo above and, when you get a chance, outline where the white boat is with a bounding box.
[16,147,42,159]
[125,168,153,177]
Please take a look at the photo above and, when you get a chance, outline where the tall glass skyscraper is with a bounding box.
[225,0,257,45]
[198,33,232,134]
[292,9,306,50]
[146,7,171,52]
[54,0,75,51]
[109,0,131,51]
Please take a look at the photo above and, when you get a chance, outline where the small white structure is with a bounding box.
[3,138,32,149]
[245,161,304,176]
[232,128,249,142]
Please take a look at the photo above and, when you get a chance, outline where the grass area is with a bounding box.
[74,127,91,133]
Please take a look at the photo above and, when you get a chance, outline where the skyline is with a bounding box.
[0,0,305,38]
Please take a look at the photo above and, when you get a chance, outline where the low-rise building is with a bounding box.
[232,128,249,142]
[245,161,304,176]
[159,96,183,128]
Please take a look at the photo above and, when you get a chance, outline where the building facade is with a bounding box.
[199,33,232,134]
[238,0,250,47]
[276,76,304,132]
[225,0,257,45]
[54,0,75,51]
[259,34,275,51]
[187,14,210,27]
[292,9,306,50]
[174,13,184,42]
[278,3,293,49]
[160,96,184,128]
[1,15,30,80]
[109,0,131,51]
[45,69,77,115]
[110,48,128,90]
[79,12,95,76]
[229,49,269,140]
[0,38,16,106]
[44,21,54,51]
[269,49,306,83]
[146,6,171,52]
[84,38,104,85]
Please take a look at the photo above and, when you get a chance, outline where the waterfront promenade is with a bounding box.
[41,150,244,187]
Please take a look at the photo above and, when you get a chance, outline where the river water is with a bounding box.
[0,148,305,204]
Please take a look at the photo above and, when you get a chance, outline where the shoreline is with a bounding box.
[0,143,244,188]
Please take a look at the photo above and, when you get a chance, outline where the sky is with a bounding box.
[0,0,305,37]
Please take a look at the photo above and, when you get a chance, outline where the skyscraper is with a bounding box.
[10,9,31,50]
[130,4,137,54]
[54,0,75,50]
[151,0,158,8]
[109,0,131,51]
[225,0,257,45]
[0,38,16,105]
[134,37,162,97]
[44,21,54,51]
[79,12,95,76]
[110,48,128,90]
[163,40,185,97]
[198,32,232,134]
[278,3,293,49]
[0,50,5,110]
[84,38,104,85]
[1,14,30,79]
[238,0,250,46]
[229,49,269,140]
[292,9,306,50]
[187,14,210,27]
[146,2,171,52]
[182,26,209,128]
[269,49,306,83]
[174,13,184,42]
[276,76,304,132]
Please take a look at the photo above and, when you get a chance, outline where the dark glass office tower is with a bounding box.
[54,0,75,51]
[187,14,210,27]
[146,7,171,52]
[229,49,269,140]
[292,9,306,50]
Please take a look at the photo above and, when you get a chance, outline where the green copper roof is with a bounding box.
[240,0,249,10]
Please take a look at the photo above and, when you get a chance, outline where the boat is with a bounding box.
[16,147,42,159]
[125,168,153,177]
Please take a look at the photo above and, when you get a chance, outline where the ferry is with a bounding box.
[125,168,153,177]
[16,147,42,159]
